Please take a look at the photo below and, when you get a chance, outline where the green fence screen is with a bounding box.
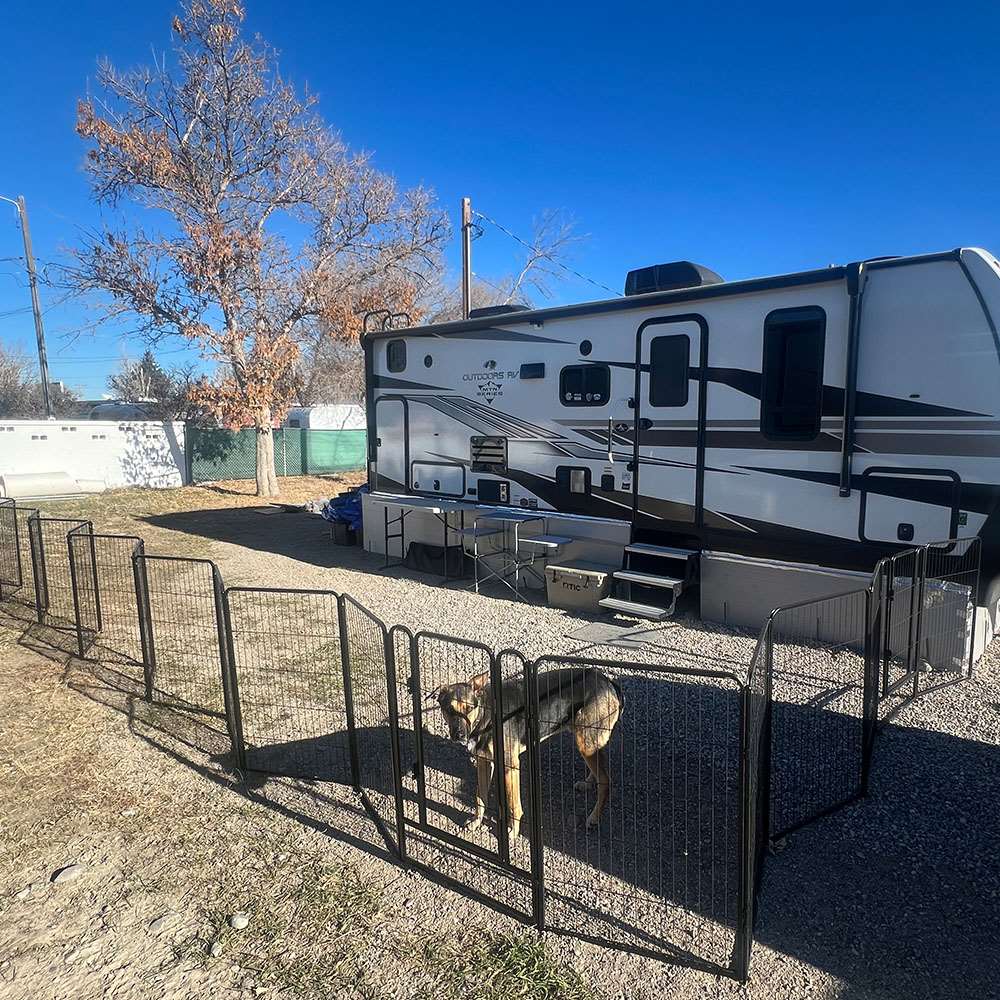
[186,426,367,483]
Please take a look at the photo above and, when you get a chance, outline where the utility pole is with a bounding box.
[1,194,52,417]
[461,196,472,320]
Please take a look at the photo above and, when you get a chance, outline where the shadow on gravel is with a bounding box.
[758,720,1000,1000]
[141,507,525,594]
[238,672,778,977]
[144,507,378,573]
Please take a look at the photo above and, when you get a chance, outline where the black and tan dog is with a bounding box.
[429,666,623,838]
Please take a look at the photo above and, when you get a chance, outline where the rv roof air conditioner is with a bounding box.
[624,261,724,296]
[468,304,531,319]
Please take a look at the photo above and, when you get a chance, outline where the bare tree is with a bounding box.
[0,344,79,418]
[108,350,201,419]
[498,209,583,305]
[293,211,584,399]
[426,210,584,323]
[294,271,420,405]
[296,339,365,404]
[68,0,448,495]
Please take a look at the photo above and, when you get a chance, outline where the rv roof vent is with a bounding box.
[468,304,531,319]
[624,261,724,296]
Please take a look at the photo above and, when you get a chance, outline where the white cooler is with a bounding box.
[544,561,616,613]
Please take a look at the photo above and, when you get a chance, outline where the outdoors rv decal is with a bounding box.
[462,361,517,405]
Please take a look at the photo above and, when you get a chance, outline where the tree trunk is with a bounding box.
[255,405,280,497]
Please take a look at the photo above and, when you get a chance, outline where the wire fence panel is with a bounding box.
[0,492,983,985]
[68,533,147,676]
[225,587,351,781]
[27,513,47,614]
[0,500,20,598]
[409,633,518,865]
[33,518,92,627]
[342,595,405,856]
[140,556,227,720]
[768,589,872,838]
[879,549,921,706]
[68,526,100,657]
[11,507,39,608]
[736,630,772,981]
[531,655,745,977]
[919,537,981,677]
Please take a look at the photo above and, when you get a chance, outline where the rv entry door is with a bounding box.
[632,316,706,529]
[374,397,407,492]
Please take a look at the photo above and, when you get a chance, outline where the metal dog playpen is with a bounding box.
[0,498,981,981]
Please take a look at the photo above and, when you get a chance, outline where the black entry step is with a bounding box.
[625,543,698,560]
[613,570,684,590]
[597,597,673,621]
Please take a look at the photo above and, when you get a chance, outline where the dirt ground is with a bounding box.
[1,476,998,1000]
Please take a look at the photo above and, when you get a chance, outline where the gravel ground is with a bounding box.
[1,481,998,999]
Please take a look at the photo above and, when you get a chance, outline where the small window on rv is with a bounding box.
[559,364,610,406]
[387,339,406,373]
[649,334,690,407]
[761,306,826,440]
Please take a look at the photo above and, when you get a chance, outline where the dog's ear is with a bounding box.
[469,672,490,691]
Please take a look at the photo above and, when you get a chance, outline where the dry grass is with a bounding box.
[420,932,594,1000]
[0,476,594,1000]
[34,473,365,541]
[0,638,133,888]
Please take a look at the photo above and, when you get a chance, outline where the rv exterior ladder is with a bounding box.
[599,543,700,621]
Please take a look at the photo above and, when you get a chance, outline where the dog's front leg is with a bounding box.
[464,754,492,831]
[505,763,523,839]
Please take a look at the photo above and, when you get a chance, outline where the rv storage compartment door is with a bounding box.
[375,398,407,491]
[860,468,958,545]
[411,462,465,497]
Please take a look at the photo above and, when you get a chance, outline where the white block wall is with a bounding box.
[282,404,366,430]
[0,419,188,491]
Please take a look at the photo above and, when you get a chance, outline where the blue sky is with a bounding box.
[1,1,999,396]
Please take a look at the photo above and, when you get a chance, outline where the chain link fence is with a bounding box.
[186,426,366,482]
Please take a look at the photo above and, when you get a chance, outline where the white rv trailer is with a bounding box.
[361,248,1000,639]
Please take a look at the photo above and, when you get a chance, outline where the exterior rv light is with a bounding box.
[580,339,593,356]
[424,354,433,367]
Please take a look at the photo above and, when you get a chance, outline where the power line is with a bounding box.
[470,270,513,298]
[472,210,623,298]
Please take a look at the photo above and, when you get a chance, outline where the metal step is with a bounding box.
[598,597,673,621]
[613,570,684,590]
[518,534,574,550]
[625,543,698,560]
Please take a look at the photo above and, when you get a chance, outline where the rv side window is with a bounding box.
[387,339,406,373]
[559,364,610,406]
[761,306,826,440]
[649,334,690,406]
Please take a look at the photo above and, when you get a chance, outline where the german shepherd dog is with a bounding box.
[429,667,623,838]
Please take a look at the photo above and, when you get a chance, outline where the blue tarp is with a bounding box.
[321,485,367,532]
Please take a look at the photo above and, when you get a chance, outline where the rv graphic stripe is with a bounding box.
[736,466,999,514]
[373,375,451,391]
[575,361,987,418]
